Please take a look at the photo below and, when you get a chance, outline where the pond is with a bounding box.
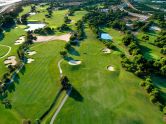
[25,22,46,31]
[101,33,112,40]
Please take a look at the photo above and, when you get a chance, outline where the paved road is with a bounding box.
[0,4,13,13]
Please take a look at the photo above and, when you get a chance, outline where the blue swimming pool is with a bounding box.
[101,33,112,40]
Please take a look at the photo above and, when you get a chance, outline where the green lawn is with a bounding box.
[19,6,31,17]
[68,11,87,30]
[6,41,66,123]
[28,9,67,28]
[54,28,164,124]
[0,45,9,57]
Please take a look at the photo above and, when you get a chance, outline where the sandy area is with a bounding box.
[27,51,37,56]
[68,60,82,65]
[14,36,25,45]
[149,26,161,31]
[29,12,36,16]
[102,48,111,54]
[107,66,115,71]
[35,34,71,42]
[27,58,34,63]
[4,56,17,66]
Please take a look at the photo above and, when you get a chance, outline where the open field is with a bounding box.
[54,28,163,124]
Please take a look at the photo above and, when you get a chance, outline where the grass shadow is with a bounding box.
[64,56,74,61]
[7,83,16,93]
[68,46,80,56]
[69,87,83,102]
[139,44,154,60]
[40,88,63,120]
[13,73,20,84]
[20,65,26,75]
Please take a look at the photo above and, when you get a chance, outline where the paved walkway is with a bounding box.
[49,59,72,124]
[50,87,72,124]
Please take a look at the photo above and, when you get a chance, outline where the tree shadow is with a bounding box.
[20,65,26,75]
[139,44,154,60]
[13,73,20,84]
[7,83,16,93]
[0,33,4,41]
[64,56,74,61]
[0,92,8,101]
[40,88,63,120]
[69,87,83,102]
[68,46,80,56]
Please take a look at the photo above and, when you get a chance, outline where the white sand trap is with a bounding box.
[14,36,25,45]
[149,26,161,31]
[102,48,111,54]
[68,60,82,65]
[35,34,71,42]
[27,51,37,56]
[29,12,36,15]
[4,56,17,66]
[27,58,35,63]
[107,66,115,71]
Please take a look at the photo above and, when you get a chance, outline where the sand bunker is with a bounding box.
[14,36,25,45]
[29,12,36,16]
[35,34,71,42]
[27,51,37,56]
[27,58,35,63]
[107,66,115,71]
[149,26,161,31]
[68,60,82,65]
[4,56,17,66]
[102,48,111,54]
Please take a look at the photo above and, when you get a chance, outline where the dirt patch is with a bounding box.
[4,56,17,66]
[68,60,82,65]
[35,34,71,42]
[14,36,25,45]
[107,65,115,71]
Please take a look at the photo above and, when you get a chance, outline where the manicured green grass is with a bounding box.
[103,28,124,44]
[54,28,163,124]
[6,41,66,123]
[0,45,9,57]
[28,9,67,28]
[68,11,87,30]
[19,6,31,17]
